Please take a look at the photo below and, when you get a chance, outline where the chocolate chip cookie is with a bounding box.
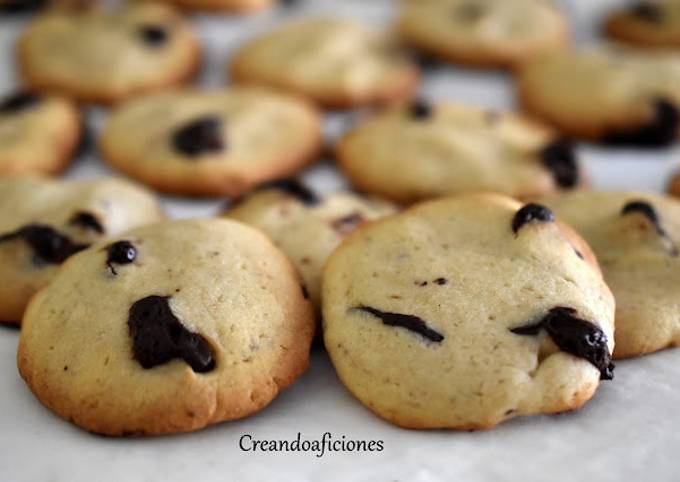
[229,17,420,109]
[18,2,201,104]
[605,1,680,48]
[223,179,397,311]
[336,101,581,203]
[397,0,569,69]
[541,190,680,358]
[100,87,322,197]
[518,46,680,146]
[18,219,314,436]
[0,89,81,176]
[323,193,614,430]
[0,175,163,324]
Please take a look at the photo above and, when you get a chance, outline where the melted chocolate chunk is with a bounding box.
[0,91,41,113]
[434,277,448,285]
[0,224,88,264]
[172,116,224,157]
[512,203,555,234]
[603,100,679,147]
[539,139,578,188]
[106,241,137,274]
[256,178,320,206]
[454,2,485,22]
[301,284,309,299]
[621,200,678,255]
[355,305,444,343]
[331,212,364,235]
[511,307,614,380]
[630,2,662,22]
[409,100,432,120]
[0,0,46,14]
[128,296,215,373]
[69,211,104,234]
[139,25,168,46]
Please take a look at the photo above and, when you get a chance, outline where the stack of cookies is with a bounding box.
[1,0,679,436]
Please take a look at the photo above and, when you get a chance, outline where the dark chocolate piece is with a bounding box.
[0,0,46,14]
[602,100,679,148]
[301,284,309,299]
[539,139,578,188]
[409,100,432,120]
[331,212,364,235]
[139,25,168,46]
[630,2,662,22]
[172,116,224,157]
[0,91,41,113]
[512,203,555,234]
[106,241,137,274]
[621,200,678,255]
[255,178,320,206]
[128,296,215,373]
[510,307,614,380]
[0,224,88,264]
[355,305,444,343]
[69,211,104,234]
[433,277,448,285]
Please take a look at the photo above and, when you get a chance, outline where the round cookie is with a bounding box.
[0,175,164,324]
[605,1,680,48]
[517,46,680,146]
[101,87,322,197]
[397,0,569,69]
[18,219,315,436]
[540,190,680,358]
[223,179,397,311]
[161,0,272,13]
[18,2,201,105]
[0,90,81,176]
[229,17,420,109]
[323,193,615,430]
[336,101,582,204]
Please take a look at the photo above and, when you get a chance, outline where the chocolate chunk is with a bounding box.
[172,116,224,157]
[434,277,448,285]
[255,178,320,206]
[0,224,88,264]
[510,307,614,380]
[355,305,444,343]
[69,211,104,234]
[0,0,46,14]
[621,200,678,255]
[139,25,168,46]
[603,100,679,147]
[0,91,41,113]
[301,284,309,299]
[128,296,215,373]
[409,100,432,120]
[630,2,662,22]
[512,203,555,234]
[106,241,137,274]
[539,139,578,188]
[454,2,485,22]
[331,212,364,235]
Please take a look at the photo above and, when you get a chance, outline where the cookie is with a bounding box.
[229,17,420,109]
[397,0,569,69]
[18,2,201,105]
[540,190,680,358]
[322,193,615,430]
[336,101,581,204]
[0,175,164,324]
[0,89,81,176]
[605,1,680,48]
[18,219,315,436]
[161,0,272,13]
[100,87,322,197]
[518,46,680,146]
[223,179,397,311]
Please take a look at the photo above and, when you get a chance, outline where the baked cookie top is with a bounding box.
[229,17,420,109]
[224,179,397,311]
[541,190,680,358]
[518,46,680,146]
[605,0,680,48]
[336,101,581,203]
[161,0,272,13]
[18,2,201,104]
[0,175,164,323]
[18,219,315,436]
[323,193,614,430]
[0,90,81,176]
[397,0,569,68]
[100,86,322,197]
